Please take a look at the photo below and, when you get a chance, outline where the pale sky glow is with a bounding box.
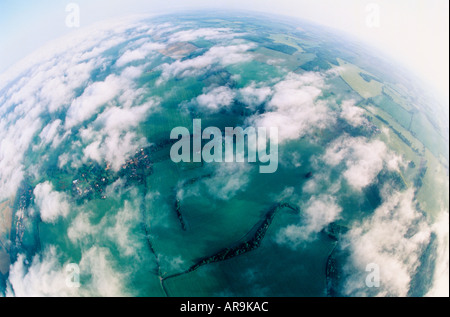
[0,0,448,103]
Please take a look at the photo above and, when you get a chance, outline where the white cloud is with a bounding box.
[41,60,98,113]
[64,64,150,130]
[168,28,239,43]
[238,84,272,109]
[116,42,165,67]
[120,65,145,80]
[204,163,253,200]
[83,131,146,171]
[249,72,333,143]
[323,135,399,190]
[38,120,62,147]
[340,99,366,127]
[67,212,95,243]
[192,82,272,113]
[302,195,342,234]
[277,194,342,246]
[68,198,142,259]
[196,86,235,111]
[104,201,141,257]
[7,247,78,297]
[33,181,70,223]
[426,211,449,297]
[64,74,123,129]
[146,22,181,38]
[78,246,128,297]
[95,100,156,131]
[158,43,254,82]
[342,188,431,297]
[58,153,70,169]
[37,119,70,149]
[302,168,341,196]
[79,99,156,171]
[7,245,128,297]
[0,114,42,200]
[178,164,253,201]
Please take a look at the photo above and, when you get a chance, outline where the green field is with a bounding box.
[337,58,383,99]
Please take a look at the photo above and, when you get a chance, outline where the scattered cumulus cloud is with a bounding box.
[36,119,70,149]
[323,135,400,190]
[342,188,431,297]
[238,84,272,109]
[340,99,367,127]
[79,99,156,171]
[6,245,127,297]
[168,28,240,43]
[277,194,342,246]
[426,211,449,297]
[7,247,78,297]
[204,163,253,200]
[33,181,70,223]
[178,164,253,201]
[158,43,254,82]
[65,74,124,129]
[0,115,42,200]
[68,197,143,259]
[116,42,165,67]
[196,86,236,111]
[78,246,128,297]
[249,72,334,143]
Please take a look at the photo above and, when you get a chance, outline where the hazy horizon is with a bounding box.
[0,1,448,105]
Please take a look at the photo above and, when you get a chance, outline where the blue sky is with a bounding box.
[0,0,448,102]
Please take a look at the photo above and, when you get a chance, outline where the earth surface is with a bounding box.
[0,12,448,297]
